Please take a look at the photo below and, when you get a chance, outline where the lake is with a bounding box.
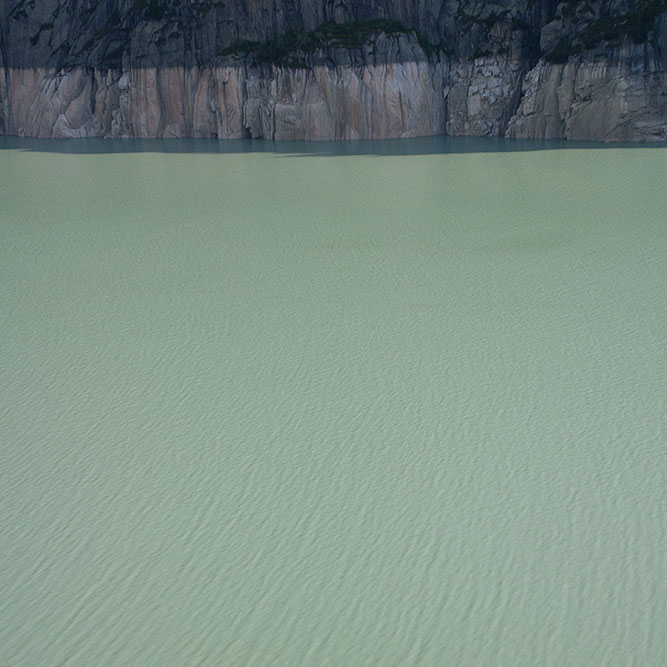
[1,136,666,665]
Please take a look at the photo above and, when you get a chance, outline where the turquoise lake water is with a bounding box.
[1,136,666,665]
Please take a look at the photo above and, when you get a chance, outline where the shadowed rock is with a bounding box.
[1,0,665,140]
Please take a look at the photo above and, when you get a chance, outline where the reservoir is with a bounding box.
[1,136,666,665]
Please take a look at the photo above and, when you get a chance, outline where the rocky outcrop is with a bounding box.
[507,15,667,141]
[444,20,530,137]
[2,33,449,139]
[1,1,666,141]
[506,56,667,141]
[3,59,448,140]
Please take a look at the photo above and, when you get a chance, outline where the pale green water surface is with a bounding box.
[1,137,666,665]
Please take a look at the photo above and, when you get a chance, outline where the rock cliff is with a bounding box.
[1,1,665,141]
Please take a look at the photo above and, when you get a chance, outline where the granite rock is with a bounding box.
[1,1,665,141]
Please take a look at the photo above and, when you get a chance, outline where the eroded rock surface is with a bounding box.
[1,1,665,141]
[507,40,667,141]
[2,34,449,140]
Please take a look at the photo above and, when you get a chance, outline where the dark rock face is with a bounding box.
[1,0,665,140]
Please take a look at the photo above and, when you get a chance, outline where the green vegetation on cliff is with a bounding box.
[544,0,667,62]
[218,19,442,64]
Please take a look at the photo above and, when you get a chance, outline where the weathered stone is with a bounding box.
[1,56,449,140]
[0,2,665,142]
[507,44,667,142]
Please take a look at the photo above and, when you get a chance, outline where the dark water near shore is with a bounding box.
[1,136,666,665]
